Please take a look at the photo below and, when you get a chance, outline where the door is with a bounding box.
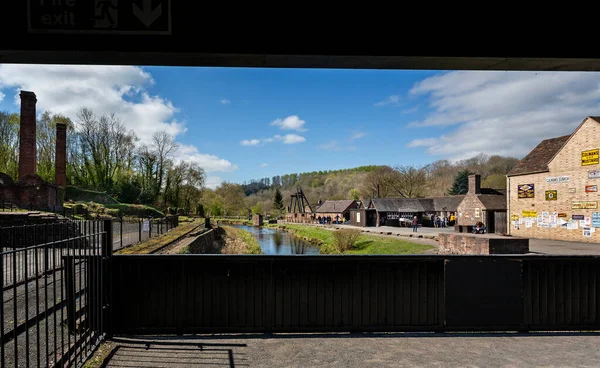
[494,211,507,234]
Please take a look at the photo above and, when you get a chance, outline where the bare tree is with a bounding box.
[358,166,395,198]
[388,165,428,198]
[152,131,179,198]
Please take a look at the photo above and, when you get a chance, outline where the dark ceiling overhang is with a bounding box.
[1,2,598,70]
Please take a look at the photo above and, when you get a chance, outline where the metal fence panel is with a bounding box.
[1,220,109,368]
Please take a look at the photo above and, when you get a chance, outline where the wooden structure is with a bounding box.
[285,187,314,223]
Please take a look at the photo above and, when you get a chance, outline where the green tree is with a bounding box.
[251,203,264,215]
[448,169,475,195]
[272,187,285,215]
[348,188,360,200]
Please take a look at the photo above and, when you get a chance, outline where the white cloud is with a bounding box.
[205,176,222,189]
[274,134,306,144]
[318,140,342,151]
[260,163,268,168]
[220,99,231,105]
[350,132,366,140]
[270,115,307,131]
[374,95,401,107]
[407,138,438,147]
[241,139,260,146]
[0,64,185,144]
[407,71,600,160]
[174,144,238,173]
[402,105,419,114]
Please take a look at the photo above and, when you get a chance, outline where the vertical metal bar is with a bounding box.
[77,223,84,365]
[103,219,114,338]
[120,218,123,250]
[60,222,66,365]
[0,228,5,368]
[52,223,58,365]
[35,225,41,368]
[12,226,18,367]
[44,224,49,368]
[139,220,142,243]
[24,226,30,368]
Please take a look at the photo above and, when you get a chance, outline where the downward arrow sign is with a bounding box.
[133,0,162,28]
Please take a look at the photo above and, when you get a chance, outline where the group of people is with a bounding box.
[317,215,341,224]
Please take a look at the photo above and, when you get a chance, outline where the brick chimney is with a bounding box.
[18,91,37,180]
[55,122,67,188]
[468,174,481,195]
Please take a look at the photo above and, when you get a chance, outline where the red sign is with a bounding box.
[586,185,598,193]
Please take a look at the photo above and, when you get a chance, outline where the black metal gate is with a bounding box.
[1,219,111,368]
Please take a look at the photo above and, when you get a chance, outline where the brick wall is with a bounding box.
[438,233,529,254]
[0,173,62,212]
[456,195,485,226]
[507,117,600,243]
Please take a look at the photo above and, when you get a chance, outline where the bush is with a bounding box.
[332,229,362,252]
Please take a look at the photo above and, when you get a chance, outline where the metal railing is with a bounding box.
[1,219,111,368]
[112,216,179,251]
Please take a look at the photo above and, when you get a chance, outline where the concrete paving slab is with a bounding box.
[104,332,600,368]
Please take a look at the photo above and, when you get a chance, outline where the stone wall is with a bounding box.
[187,229,220,254]
[0,173,62,212]
[507,117,600,243]
[438,233,529,254]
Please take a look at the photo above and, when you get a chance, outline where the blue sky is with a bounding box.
[1,65,599,188]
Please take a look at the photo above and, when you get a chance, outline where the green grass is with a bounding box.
[115,219,201,254]
[267,224,434,255]
[220,225,263,254]
[104,203,164,218]
[66,186,119,204]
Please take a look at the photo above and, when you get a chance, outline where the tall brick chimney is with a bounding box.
[55,122,67,188]
[468,174,481,195]
[18,91,37,180]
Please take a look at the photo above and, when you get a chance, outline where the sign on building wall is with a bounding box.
[557,213,567,217]
[592,212,600,228]
[572,214,585,220]
[545,190,557,200]
[518,184,534,198]
[572,201,598,209]
[522,210,537,217]
[582,149,599,166]
[546,176,570,184]
[589,169,600,179]
[356,212,361,223]
[585,185,598,193]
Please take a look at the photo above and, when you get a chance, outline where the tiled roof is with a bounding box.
[315,200,357,213]
[477,194,507,210]
[507,135,571,176]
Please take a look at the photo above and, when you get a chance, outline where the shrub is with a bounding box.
[332,229,362,252]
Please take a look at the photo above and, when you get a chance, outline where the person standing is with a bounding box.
[412,216,419,232]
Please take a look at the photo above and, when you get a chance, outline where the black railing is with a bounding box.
[1,219,111,368]
[0,201,18,212]
[112,216,179,251]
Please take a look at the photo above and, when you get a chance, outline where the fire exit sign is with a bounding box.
[27,0,172,35]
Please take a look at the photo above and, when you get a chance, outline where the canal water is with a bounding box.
[232,225,320,255]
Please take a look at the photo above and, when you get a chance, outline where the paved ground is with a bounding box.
[301,223,600,255]
[103,332,600,367]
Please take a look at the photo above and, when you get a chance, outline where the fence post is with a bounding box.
[102,219,114,338]
[139,220,142,243]
[120,218,123,250]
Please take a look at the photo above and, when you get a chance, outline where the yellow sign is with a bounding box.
[522,210,537,217]
[545,190,557,200]
[510,215,519,221]
[572,201,598,209]
[582,149,599,166]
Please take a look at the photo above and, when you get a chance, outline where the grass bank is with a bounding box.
[267,224,434,255]
[212,217,253,226]
[220,225,263,254]
[115,218,202,254]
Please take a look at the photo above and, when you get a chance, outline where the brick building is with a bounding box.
[506,116,600,243]
[456,174,508,234]
[314,199,359,223]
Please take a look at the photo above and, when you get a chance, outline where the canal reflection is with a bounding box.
[233,225,319,255]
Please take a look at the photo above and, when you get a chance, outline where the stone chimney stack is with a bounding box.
[468,174,481,195]
[55,122,67,188]
[18,91,37,180]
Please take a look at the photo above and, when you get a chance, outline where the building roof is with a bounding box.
[507,135,571,177]
[314,200,356,213]
[477,194,507,210]
[431,196,466,211]
[370,198,427,212]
